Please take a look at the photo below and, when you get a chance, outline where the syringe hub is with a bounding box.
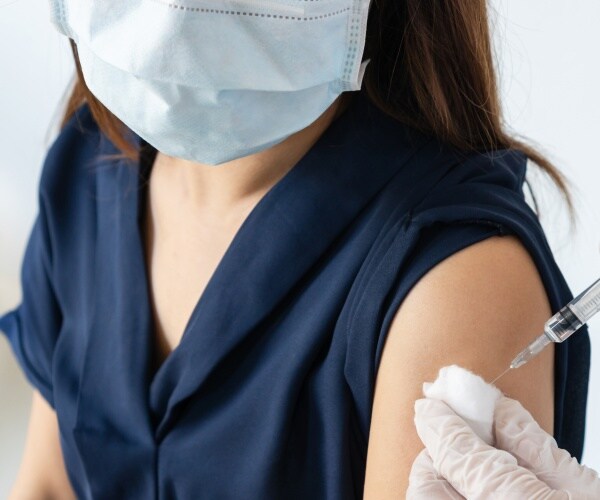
[510,332,552,369]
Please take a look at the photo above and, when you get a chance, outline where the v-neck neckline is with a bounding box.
[131,96,358,392]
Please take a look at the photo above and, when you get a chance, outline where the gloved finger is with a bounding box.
[414,398,567,499]
[406,449,465,499]
[495,396,600,497]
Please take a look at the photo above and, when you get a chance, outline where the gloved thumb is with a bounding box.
[494,396,600,498]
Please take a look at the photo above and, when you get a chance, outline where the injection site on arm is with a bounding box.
[493,276,600,383]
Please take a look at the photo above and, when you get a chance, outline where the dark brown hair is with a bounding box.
[59,1,577,226]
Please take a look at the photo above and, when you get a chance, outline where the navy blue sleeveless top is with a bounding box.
[0,89,590,499]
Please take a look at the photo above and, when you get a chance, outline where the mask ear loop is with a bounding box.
[357,59,371,86]
[360,0,375,68]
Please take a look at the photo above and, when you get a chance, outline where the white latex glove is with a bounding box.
[407,395,600,499]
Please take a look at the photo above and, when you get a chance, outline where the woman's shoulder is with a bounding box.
[408,144,530,217]
[370,136,534,257]
[381,143,540,261]
[383,144,557,308]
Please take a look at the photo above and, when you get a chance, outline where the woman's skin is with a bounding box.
[9,94,554,497]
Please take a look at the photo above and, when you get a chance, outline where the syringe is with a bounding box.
[492,276,600,384]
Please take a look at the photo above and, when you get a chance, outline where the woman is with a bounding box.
[1,0,590,498]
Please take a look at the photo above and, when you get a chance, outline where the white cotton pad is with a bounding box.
[423,365,502,445]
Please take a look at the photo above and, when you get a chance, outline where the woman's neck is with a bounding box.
[151,93,352,213]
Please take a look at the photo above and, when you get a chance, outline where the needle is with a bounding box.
[490,367,511,385]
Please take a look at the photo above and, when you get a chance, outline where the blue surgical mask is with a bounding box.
[48,0,372,165]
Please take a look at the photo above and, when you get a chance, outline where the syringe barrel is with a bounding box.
[544,305,584,342]
[568,277,600,324]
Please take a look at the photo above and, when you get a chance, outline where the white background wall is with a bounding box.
[0,0,598,495]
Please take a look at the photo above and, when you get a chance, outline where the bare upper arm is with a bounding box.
[362,234,555,499]
[9,389,76,500]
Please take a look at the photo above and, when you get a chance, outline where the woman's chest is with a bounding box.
[140,170,259,374]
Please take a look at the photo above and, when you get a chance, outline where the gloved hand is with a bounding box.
[407,395,600,499]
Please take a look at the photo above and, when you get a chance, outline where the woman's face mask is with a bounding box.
[48,0,372,165]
